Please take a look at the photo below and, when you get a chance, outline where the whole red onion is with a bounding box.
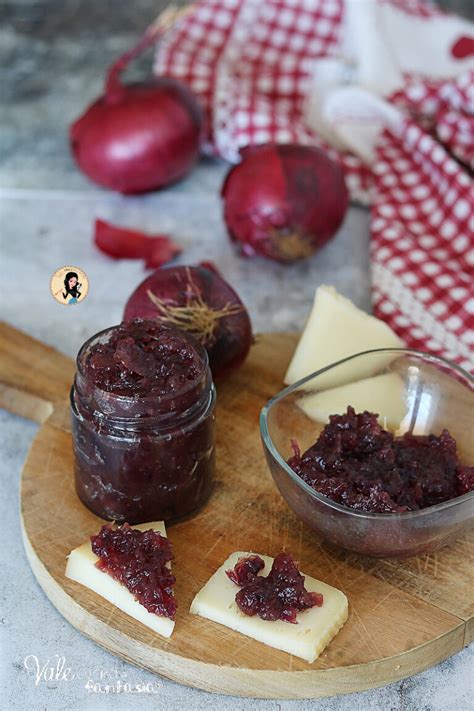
[221,144,349,263]
[124,264,253,377]
[70,23,203,194]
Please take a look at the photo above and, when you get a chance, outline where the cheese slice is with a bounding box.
[284,285,403,386]
[299,372,407,430]
[190,551,348,663]
[65,521,175,638]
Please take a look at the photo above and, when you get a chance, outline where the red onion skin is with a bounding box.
[221,144,349,263]
[94,219,181,268]
[70,78,203,194]
[124,265,253,377]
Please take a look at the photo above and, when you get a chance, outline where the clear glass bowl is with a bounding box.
[260,349,474,558]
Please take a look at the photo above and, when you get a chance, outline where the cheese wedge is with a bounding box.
[65,521,175,638]
[190,551,348,663]
[284,285,402,386]
[299,372,407,430]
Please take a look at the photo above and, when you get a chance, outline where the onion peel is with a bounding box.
[94,219,181,269]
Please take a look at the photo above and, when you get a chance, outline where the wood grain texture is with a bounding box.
[3,325,472,698]
[0,321,74,423]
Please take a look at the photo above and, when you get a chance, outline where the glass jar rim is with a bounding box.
[75,321,211,407]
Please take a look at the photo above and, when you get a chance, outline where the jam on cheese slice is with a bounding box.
[65,521,175,638]
[284,285,402,387]
[190,551,348,663]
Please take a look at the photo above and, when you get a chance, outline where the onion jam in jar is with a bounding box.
[71,319,216,523]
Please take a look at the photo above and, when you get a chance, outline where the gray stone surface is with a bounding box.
[1,1,472,709]
[0,186,371,353]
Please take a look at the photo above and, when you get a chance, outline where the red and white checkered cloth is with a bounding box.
[155,0,474,371]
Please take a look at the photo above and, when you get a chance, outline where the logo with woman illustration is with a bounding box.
[50,266,89,306]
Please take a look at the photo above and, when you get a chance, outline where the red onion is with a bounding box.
[221,144,349,263]
[124,264,253,377]
[70,20,203,194]
[94,219,181,269]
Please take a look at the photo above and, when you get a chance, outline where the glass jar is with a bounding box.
[70,322,216,524]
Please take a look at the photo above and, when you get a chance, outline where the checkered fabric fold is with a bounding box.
[155,0,474,370]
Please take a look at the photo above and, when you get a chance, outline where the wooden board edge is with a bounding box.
[464,616,474,646]
[0,321,75,423]
[21,517,467,700]
[0,383,54,424]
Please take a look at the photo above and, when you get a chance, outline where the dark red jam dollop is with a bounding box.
[288,406,474,513]
[83,319,204,398]
[71,319,215,523]
[226,554,265,586]
[91,523,176,619]
[226,553,323,623]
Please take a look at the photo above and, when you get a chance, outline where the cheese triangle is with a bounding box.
[299,372,407,430]
[284,285,403,386]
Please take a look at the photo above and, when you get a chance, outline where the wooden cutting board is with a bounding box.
[1,321,472,699]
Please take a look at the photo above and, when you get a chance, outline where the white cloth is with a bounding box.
[304,0,474,164]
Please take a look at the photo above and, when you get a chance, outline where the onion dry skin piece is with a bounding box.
[94,219,181,269]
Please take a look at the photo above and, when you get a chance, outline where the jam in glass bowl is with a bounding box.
[260,349,473,558]
[71,319,216,524]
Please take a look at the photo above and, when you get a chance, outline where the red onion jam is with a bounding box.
[226,553,323,623]
[71,319,215,523]
[91,523,176,619]
[288,407,474,513]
